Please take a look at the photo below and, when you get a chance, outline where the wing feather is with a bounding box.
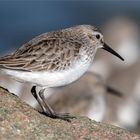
[0,31,82,72]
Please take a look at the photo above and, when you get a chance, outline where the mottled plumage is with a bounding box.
[0,25,98,72]
[0,25,124,121]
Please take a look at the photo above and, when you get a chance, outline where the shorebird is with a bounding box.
[0,25,124,121]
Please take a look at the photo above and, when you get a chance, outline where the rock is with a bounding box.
[0,87,139,140]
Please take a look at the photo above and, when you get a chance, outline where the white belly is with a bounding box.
[2,59,91,88]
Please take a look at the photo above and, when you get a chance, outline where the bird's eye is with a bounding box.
[96,34,100,39]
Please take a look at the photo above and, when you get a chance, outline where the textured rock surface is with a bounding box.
[0,87,139,140]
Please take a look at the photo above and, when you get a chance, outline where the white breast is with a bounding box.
[2,57,92,88]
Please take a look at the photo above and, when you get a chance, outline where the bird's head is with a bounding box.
[82,25,124,61]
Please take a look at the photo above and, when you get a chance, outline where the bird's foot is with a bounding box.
[39,111,76,122]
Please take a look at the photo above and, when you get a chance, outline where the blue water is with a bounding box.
[0,1,140,55]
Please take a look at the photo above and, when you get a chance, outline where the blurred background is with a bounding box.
[0,0,140,133]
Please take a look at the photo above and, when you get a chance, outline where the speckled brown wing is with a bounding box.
[0,33,82,72]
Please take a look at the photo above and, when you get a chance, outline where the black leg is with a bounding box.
[39,89,55,114]
[31,86,50,114]
[39,89,75,122]
[31,86,76,122]
[38,89,76,122]
[31,86,37,99]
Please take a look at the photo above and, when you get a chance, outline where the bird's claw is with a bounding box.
[39,111,76,122]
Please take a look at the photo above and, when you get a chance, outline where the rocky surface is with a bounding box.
[0,87,139,140]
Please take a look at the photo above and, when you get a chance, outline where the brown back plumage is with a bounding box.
[0,25,99,72]
[0,27,85,72]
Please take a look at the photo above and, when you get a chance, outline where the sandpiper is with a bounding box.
[0,25,124,121]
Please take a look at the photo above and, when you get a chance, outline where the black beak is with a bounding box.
[106,86,123,98]
[102,43,124,61]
